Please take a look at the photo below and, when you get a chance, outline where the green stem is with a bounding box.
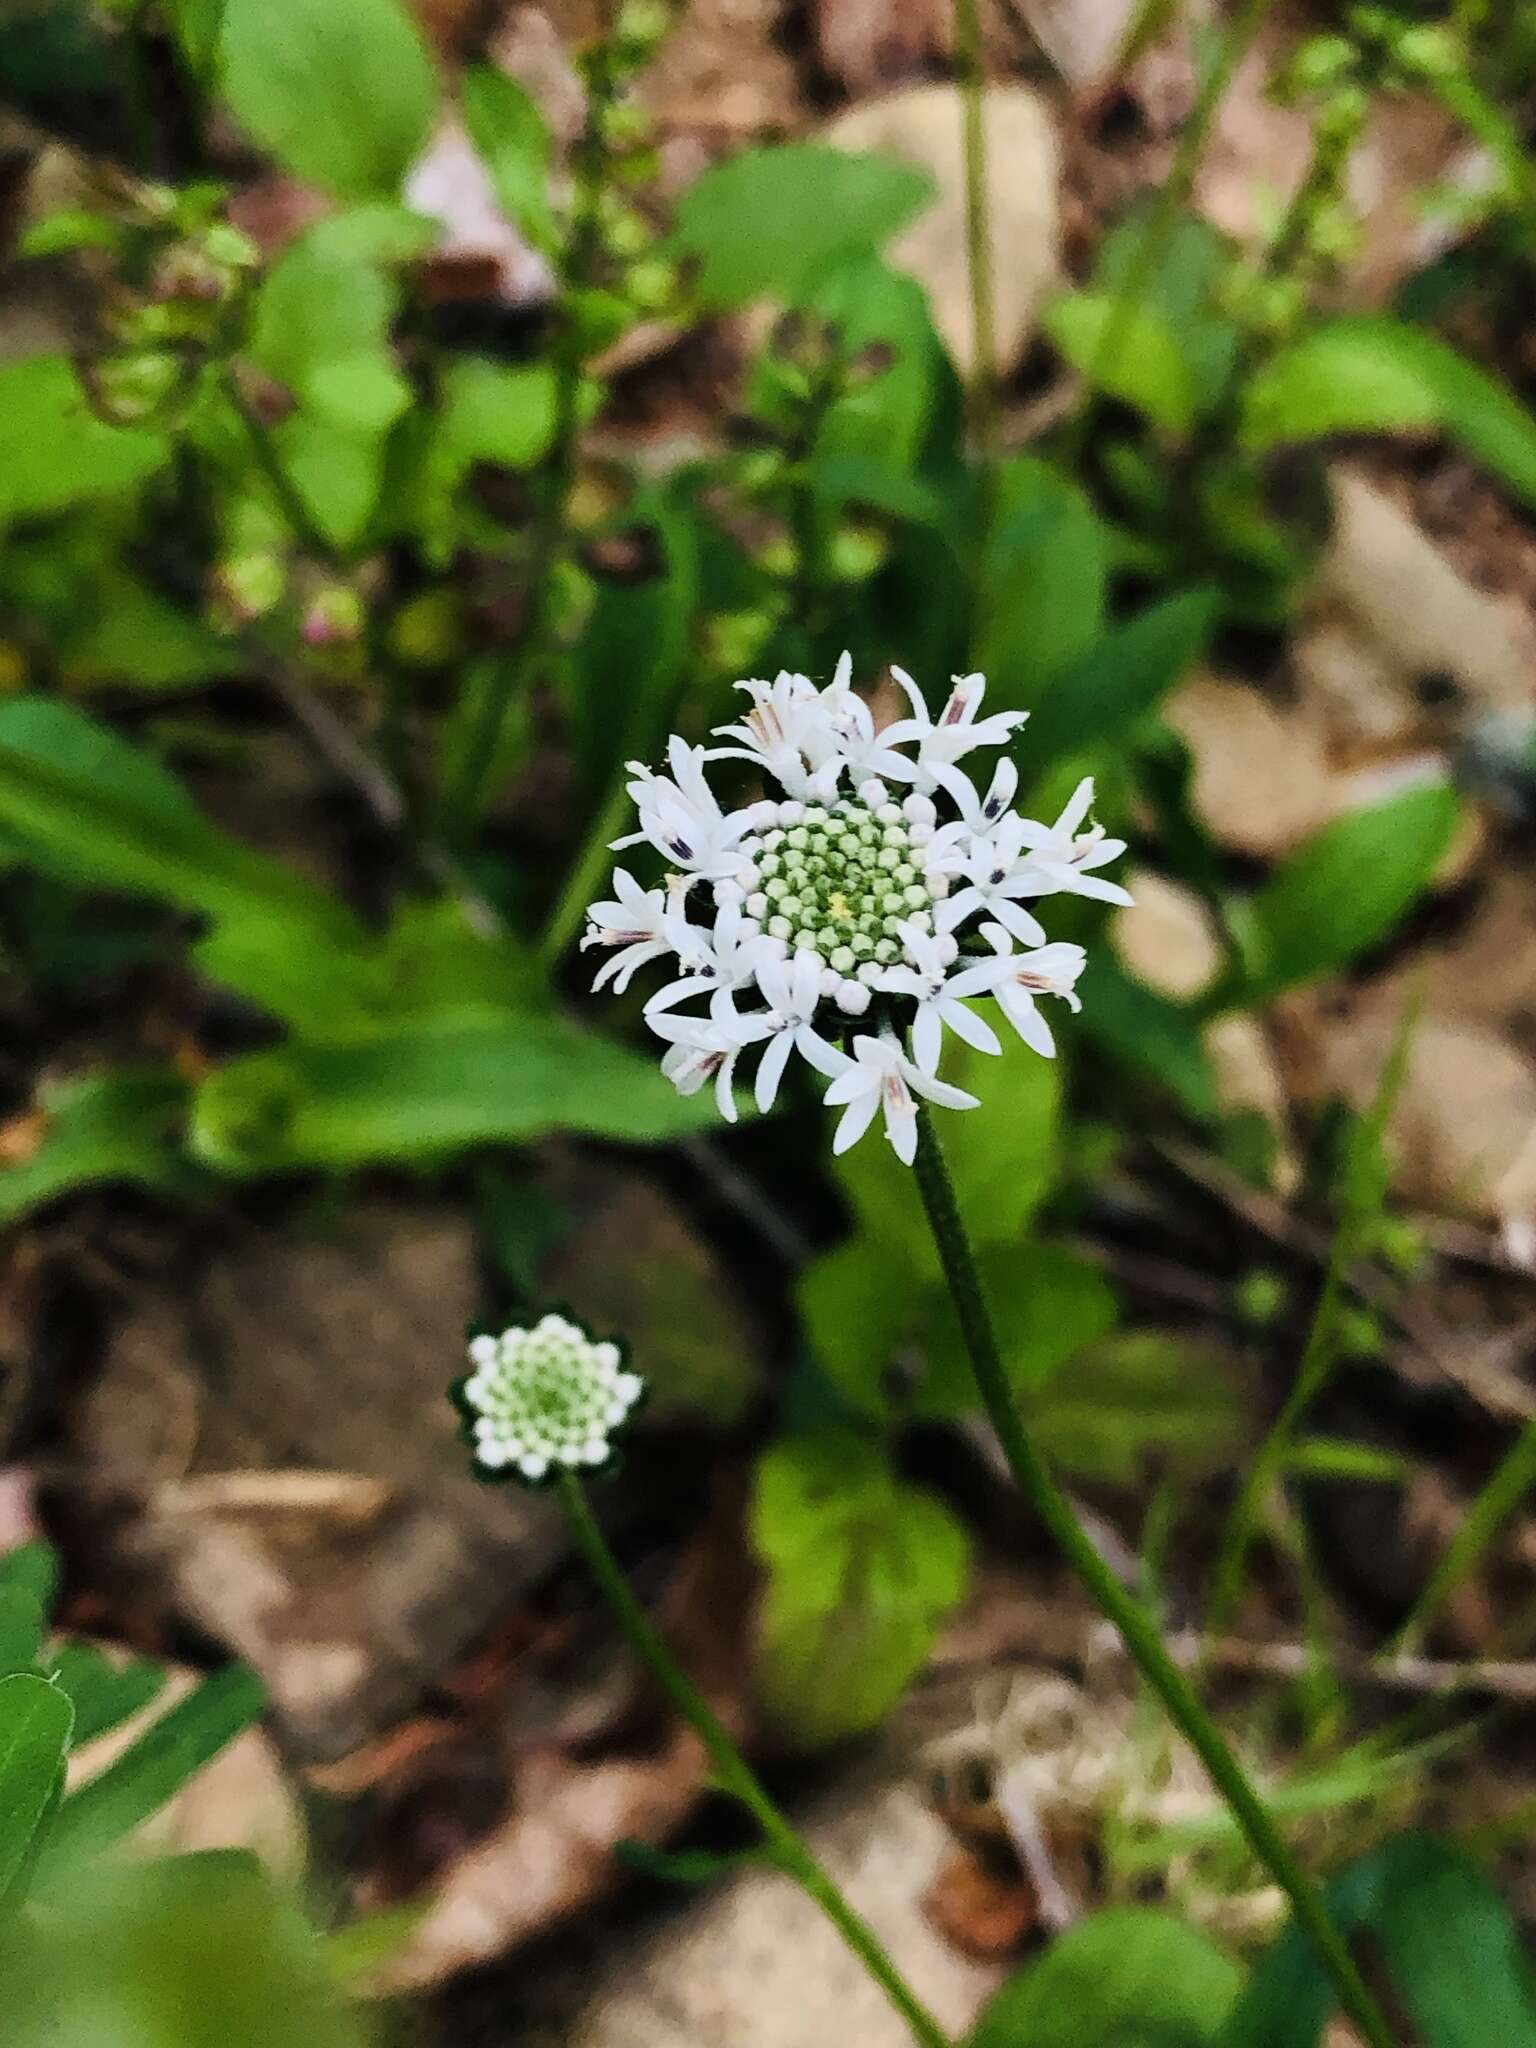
[555,1472,953,2048]
[1387,1419,1536,1661]
[910,1108,1399,2048]
[951,0,998,493]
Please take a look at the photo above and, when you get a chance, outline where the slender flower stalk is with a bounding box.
[557,1472,953,2048]
[909,1107,1400,2048]
[454,1315,951,2048]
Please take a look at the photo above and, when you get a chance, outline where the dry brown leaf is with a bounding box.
[1323,1011,1536,1226]
[921,1842,1038,1961]
[822,85,1061,377]
[1166,674,1336,856]
[1318,469,1536,714]
[1111,870,1222,1000]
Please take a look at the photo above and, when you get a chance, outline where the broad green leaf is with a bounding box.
[191,1013,721,1171]
[922,1243,1118,1416]
[437,358,560,471]
[752,1431,970,1746]
[669,144,933,309]
[1231,783,1459,1005]
[832,1035,1061,1280]
[271,411,387,547]
[1033,1332,1243,1487]
[5,1851,369,2048]
[0,1593,44,1678]
[219,0,436,200]
[1226,1834,1536,2048]
[1045,291,1197,433]
[1022,589,1218,779]
[795,1238,924,1415]
[974,457,1107,707]
[0,1068,195,1228]
[462,65,558,254]
[248,232,408,434]
[1243,318,1536,507]
[46,1644,166,1748]
[0,357,167,527]
[0,697,359,940]
[0,1548,57,1620]
[194,895,539,1038]
[46,1665,263,1866]
[0,1675,73,1910]
[1078,956,1217,1120]
[1095,213,1240,415]
[806,259,940,473]
[972,1907,1242,2048]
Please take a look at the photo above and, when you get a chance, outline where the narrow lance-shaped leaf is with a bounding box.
[44,1665,264,1867]
[0,1675,74,1911]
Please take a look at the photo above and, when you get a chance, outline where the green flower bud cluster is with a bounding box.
[743,799,942,978]
[460,1315,644,1482]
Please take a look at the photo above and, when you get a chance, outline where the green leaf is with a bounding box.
[922,1243,1118,1416]
[0,1593,44,1678]
[752,1431,970,1746]
[1231,783,1459,1005]
[831,1035,1062,1279]
[0,1675,73,1910]
[46,1665,263,1865]
[437,358,560,471]
[462,65,558,254]
[1022,589,1218,780]
[194,894,539,1038]
[669,144,933,309]
[1078,955,1217,1118]
[0,1547,57,1621]
[5,1851,369,2048]
[1045,291,1198,433]
[190,1013,722,1171]
[45,1644,167,1748]
[974,458,1108,708]
[1033,1332,1244,1487]
[972,1907,1243,2048]
[1226,1834,1536,2048]
[1242,319,1536,506]
[218,0,436,200]
[0,697,360,940]
[806,259,940,473]
[0,357,167,527]
[0,1067,195,1228]
[1095,213,1239,416]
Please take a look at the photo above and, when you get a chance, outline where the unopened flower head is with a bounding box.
[584,654,1129,1165]
[456,1314,644,1483]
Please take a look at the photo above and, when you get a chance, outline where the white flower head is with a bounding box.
[585,653,1128,1163]
[457,1313,645,1483]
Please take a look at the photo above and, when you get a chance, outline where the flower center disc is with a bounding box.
[747,800,936,975]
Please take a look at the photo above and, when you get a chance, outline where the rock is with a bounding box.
[552,1773,1002,2047]
[822,84,1061,376]
[1166,675,1336,856]
[71,1203,567,1762]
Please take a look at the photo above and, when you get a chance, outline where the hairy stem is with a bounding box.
[556,1472,954,2048]
[910,1107,1399,2048]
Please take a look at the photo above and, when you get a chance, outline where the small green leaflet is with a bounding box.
[0,1675,74,1912]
